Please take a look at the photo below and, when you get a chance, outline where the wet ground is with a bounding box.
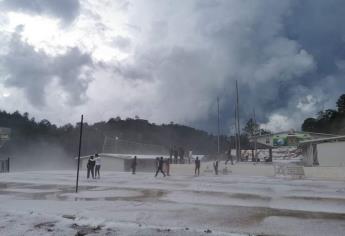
[1,171,345,235]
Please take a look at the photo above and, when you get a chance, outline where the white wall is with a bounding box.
[80,157,124,171]
[304,167,345,180]
[317,141,345,167]
[170,162,345,180]
[170,162,275,177]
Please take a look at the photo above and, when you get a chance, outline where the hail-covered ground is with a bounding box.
[1,170,345,236]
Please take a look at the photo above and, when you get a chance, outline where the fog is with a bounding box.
[9,142,75,171]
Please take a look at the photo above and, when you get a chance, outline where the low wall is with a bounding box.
[171,162,345,181]
[304,167,345,180]
[170,162,275,177]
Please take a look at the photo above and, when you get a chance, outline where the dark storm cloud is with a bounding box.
[120,0,345,132]
[1,0,80,25]
[1,28,93,106]
[1,0,345,132]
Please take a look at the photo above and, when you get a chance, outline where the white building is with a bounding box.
[299,135,345,167]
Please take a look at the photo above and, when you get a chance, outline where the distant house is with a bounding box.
[251,130,337,148]
[247,130,339,162]
[78,153,168,172]
[299,135,345,167]
[0,127,11,149]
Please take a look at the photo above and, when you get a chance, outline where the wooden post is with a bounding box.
[76,115,84,193]
[269,148,272,162]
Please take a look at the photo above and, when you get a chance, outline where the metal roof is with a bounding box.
[252,131,337,139]
[299,135,345,145]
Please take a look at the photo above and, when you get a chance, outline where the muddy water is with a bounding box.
[1,181,345,232]
[0,182,166,202]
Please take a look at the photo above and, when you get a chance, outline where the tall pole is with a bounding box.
[234,107,238,160]
[253,109,257,159]
[217,96,220,154]
[236,80,241,161]
[76,115,84,193]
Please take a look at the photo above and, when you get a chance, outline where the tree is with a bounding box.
[243,118,259,136]
[301,118,317,132]
[336,94,345,113]
[301,94,345,134]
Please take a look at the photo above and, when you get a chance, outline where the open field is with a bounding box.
[1,171,345,235]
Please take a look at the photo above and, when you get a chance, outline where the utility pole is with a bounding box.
[217,97,220,154]
[76,115,84,193]
[234,107,238,159]
[236,80,241,161]
[253,109,257,160]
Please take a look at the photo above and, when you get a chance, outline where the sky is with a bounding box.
[0,0,345,134]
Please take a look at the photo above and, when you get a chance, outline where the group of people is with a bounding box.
[86,154,202,178]
[130,155,201,177]
[86,153,101,179]
[169,146,192,164]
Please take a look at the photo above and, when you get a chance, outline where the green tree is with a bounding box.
[301,118,317,132]
[243,118,259,136]
[336,94,345,113]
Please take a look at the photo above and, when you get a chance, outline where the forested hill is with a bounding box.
[302,94,345,134]
[0,111,229,167]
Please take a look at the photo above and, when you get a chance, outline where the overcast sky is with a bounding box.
[0,0,345,134]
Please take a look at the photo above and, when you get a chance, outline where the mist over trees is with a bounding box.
[0,110,233,170]
[302,94,345,134]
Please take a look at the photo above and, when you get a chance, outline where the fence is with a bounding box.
[0,158,9,173]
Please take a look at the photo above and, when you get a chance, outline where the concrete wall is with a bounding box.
[81,157,124,171]
[317,141,345,166]
[170,162,275,177]
[170,162,345,181]
[124,159,156,172]
[304,167,345,180]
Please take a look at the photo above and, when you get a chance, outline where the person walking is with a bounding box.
[131,156,137,174]
[155,157,160,170]
[155,157,166,177]
[87,155,96,179]
[195,156,201,176]
[225,149,234,165]
[94,153,101,179]
[213,159,219,175]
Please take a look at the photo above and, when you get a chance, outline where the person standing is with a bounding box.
[173,147,178,164]
[195,156,201,176]
[94,153,101,179]
[179,147,185,164]
[169,147,173,164]
[131,156,137,174]
[155,157,166,177]
[188,150,192,164]
[87,155,96,179]
[213,159,219,175]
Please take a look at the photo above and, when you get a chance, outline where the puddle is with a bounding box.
[0,182,167,202]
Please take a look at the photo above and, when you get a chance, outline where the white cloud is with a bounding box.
[0,0,344,134]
